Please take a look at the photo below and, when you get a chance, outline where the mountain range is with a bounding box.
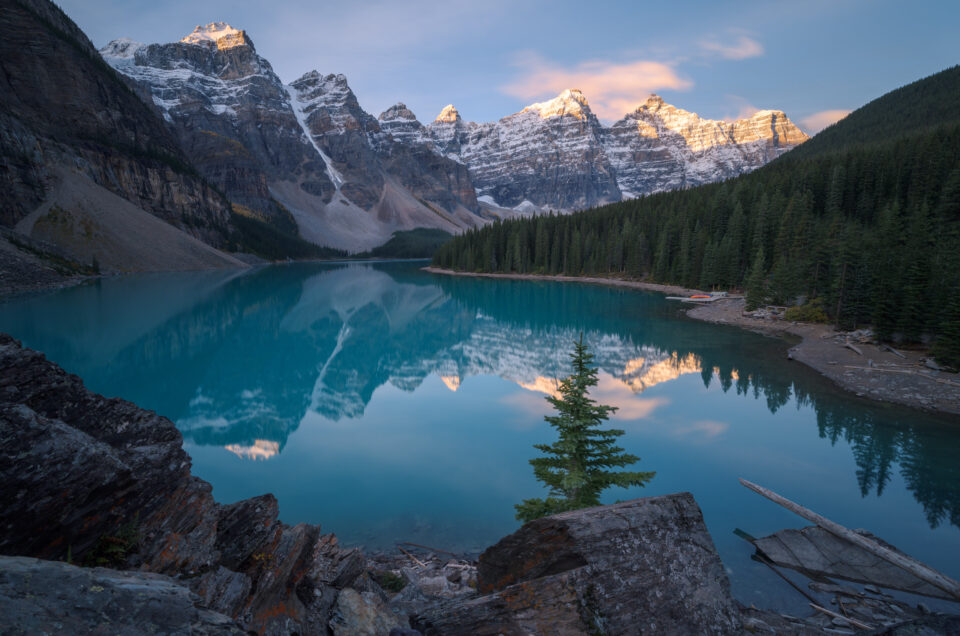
[0,3,807,270]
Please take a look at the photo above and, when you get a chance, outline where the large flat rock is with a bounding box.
[415,493,741,635]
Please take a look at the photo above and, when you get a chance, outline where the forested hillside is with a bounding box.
[433,66,960,364]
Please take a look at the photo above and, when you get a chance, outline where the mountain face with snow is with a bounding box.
[424,90,622,211]
[100,20,805,249]
[605,95,809,198]
[366,90,807,213]
[102,24,484,252]
[418,91,807,211]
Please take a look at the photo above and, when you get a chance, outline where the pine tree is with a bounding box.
[515,334,655,522]
[932,292,960,369]
[745,246,767,311]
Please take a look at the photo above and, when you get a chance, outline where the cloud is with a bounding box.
[672,419,729,442]
[722,95,761,122]
[800,109,852,134]
[699,35,765,60]
[501,52,693,121]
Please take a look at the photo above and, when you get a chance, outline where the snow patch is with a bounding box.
[284,84,344,189]
[523,89,591,120]
[100,38,144,60]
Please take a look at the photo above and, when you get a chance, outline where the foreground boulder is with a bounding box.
[0,555,244,634]
[413,493,742,635]
[0,334,366,634]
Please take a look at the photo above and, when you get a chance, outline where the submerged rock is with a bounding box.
[413,493,742,635]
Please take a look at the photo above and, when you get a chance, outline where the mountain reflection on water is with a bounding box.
[1,260,958,612]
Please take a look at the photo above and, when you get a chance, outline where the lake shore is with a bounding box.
[421,266,706,296]
[425,267,960,417]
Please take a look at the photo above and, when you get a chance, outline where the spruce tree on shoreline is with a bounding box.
[515,334,655,522]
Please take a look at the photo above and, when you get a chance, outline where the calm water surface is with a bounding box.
[2,261,958,611]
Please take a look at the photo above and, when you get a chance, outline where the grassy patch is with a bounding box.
[783,298,829,323]
[373,570,407,593]
[82,515,139,567]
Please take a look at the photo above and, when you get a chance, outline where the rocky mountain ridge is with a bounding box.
[101,20,806,248]
[101,23,485,252]
[383,89,808,211]
[1,0,807,265]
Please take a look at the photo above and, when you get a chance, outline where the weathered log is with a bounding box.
[883,345,906,359]
[397,546,426,569]
[740,479,960,601]
[846,342,864,356]
[810,603,874,630]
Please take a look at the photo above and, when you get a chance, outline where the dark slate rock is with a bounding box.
[866,615,960,635]
[0,555,245,635]
[0,333,364,635]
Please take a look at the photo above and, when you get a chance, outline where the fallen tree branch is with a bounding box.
[810,603,874,631]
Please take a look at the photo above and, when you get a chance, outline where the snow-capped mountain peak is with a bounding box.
[379,102,418,122]
[99,37,144,60]
[180,22,251,50]
[435,104,461,123]
[523,88,592,120]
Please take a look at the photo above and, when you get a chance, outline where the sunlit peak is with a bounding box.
[435,104,461,123]
[525,88,591,120]
[440,375,461,391]
[181,22,251,50]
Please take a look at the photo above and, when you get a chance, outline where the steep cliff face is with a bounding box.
[605,94,809,196]
[104,27,485,252]
[0,0,234,255]
[99,24,330,233]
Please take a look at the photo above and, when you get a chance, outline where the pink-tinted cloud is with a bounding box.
[672,419,729,442]
[721,95,761,122]
[700,36,765,60]
[501,52,693,121]
[800,109,852,134]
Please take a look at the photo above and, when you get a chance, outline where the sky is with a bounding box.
[60,0,959,133]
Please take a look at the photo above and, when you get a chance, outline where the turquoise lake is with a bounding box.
[1,260,958,612]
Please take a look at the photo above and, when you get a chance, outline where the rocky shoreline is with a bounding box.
[424,268,960,418]
[685,298,960,416]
